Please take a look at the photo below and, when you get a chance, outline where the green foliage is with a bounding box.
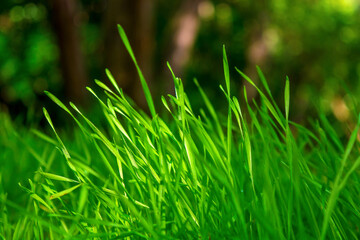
[0,2,60,104]
[186,0,360,118]
[1,28,360,239]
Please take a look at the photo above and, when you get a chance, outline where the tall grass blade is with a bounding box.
[117,24,156,117]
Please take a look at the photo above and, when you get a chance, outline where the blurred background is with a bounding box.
[0,0,360,127]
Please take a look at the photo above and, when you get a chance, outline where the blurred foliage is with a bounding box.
[0,0,103,123]
[186,0,360,123]
[0,0,360,127]
[0,2,59,105]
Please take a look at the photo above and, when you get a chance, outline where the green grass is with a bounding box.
[1,25,360,239]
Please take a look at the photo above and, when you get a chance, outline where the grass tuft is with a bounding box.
[1,26,360,239]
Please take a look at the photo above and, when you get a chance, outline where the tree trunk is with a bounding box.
[102,0,154,110]
[163,0,202,95]
[50,0,88,106]
[243,3,270,100]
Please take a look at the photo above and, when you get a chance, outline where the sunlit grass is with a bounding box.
[1,25,360,239]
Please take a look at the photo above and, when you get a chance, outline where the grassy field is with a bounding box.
[1,25,360,239]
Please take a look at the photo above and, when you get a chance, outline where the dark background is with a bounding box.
[1,0,360,128]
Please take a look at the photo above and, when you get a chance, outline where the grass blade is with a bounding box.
[117,24,156,117]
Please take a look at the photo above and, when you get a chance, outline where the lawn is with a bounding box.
[1,25,360,239]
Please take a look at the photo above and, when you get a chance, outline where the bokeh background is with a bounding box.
[1,0,360,127]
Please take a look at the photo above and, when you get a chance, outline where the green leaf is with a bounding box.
[95,79,114,94]
[117,24,156,117]
[223,46,232,172]
[285,76,290,121]
[320,114,360,240]
[194,78,225,145]
[256,66,272,98]
[44,91,71,115]
[30,193,53,213]
[37,172,78,183]
[236,67,285,130]
[223,45,230,95]
[50,183,82,200]
[43,107,70,159]
[105,69,121,94]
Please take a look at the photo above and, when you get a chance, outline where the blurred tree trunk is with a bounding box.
[101,0,201,108]
[244,3,270,100]
[50,0,88,106]
[102,0,154,109]
[163,0,202,95]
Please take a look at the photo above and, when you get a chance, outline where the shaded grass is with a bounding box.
[1,25,360,239]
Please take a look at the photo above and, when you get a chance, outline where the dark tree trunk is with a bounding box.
[101,0,204,109]
[102,0,154,109]
[50,0,88,106]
